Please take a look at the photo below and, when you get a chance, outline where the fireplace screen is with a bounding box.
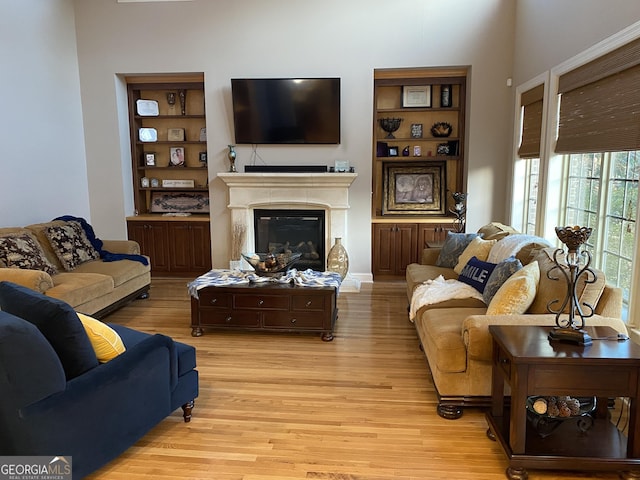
[254,209,325,271]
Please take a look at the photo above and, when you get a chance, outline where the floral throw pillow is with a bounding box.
[45,221,100,271]
[435,232,479,268]
[0,233,58,275]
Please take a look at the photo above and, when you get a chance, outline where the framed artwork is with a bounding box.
[167,128,185,141]
[169,147,185,167]
[402,85,431,108]
[199,151,207,166]
[388,146,399,157]
[410,123,423,138]
[145,153,156,166]
[382,162,446,215]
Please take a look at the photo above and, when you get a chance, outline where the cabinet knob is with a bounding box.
[210,298,217,304]
[291,318,297,324]
[305,301,312,307]
[258,299,264,306]
[225,316,232,323]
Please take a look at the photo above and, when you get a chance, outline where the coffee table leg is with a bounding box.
[321,331,334,341]
[191,327,203,337]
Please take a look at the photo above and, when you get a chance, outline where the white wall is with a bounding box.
[512,0,640,86]
[72,0,517,277]
[0,0,90,228]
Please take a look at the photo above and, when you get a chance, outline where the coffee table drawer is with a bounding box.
[198,290,232,308]
[199,310,260,327]
[263,311,325,329]
[234,294,290,310]
[291,294,327,312]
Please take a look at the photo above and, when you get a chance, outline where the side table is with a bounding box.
[486,325,640,479]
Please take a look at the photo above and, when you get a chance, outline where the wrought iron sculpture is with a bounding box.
[547,226,597,346]
[449,191,467,233]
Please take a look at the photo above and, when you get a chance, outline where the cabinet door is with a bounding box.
[168,221,212,275]
[418,224,451,250]
[127,221,170,273]
[372,223,418,277]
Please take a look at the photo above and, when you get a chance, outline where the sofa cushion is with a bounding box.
[72,257,150,287]
[527,247,606,315]
[417,307,487,373]
[458,257,496,293]
[0,281,99,379]
[46,272,114,309]
[477,222,520,241]
[487,234,551,265]
[486,261,540,315]
[435,232,479,268]
[454,236,497,274]
[77,313,126,362]
[482,256,523,305]
[44,221,100,271]
[0,232,58,276]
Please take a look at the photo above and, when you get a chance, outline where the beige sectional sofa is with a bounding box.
[0,220,150,318]
[406,223,628,419]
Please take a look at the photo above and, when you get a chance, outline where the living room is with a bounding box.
[3,1,640,479]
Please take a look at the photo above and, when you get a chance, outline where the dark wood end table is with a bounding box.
[486,325,640,479]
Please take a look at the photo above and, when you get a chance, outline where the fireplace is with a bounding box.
[254,209,325,271]
[217,171,360,290]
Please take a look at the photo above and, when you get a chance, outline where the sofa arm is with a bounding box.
[101,239,141,255]
[462,314,629,363]
[0,268,53,293]
[421,247,442,265]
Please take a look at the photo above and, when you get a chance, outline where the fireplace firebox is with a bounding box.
[254,209,325,271]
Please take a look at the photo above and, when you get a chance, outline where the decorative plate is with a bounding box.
[138,128,158,142]
[136,99,159,116]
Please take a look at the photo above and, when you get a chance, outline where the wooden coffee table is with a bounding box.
[486,325,640,479]
[190,282,337,341]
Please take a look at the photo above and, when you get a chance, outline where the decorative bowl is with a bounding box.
[430,122,453,137]
[379,117,402,139]
[525,396,596,438]
[241,252,302,276]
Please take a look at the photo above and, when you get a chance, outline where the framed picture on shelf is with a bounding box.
[167,128,185,142]
[441,84,452,107]
[169,147,185,167]
[199,151,207,166]
[145,153,156,166]
[388,146,399,157]
[411,123,423,138]
[402,85,431,108]
[382,162,446,215]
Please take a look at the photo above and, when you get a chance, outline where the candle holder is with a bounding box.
[547,226,597,346]
[178,89,186,116]
[449,191,467,233]
[227,145,237,172]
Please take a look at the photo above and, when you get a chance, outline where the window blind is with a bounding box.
[518,84,544,158]
[556,37,640,153]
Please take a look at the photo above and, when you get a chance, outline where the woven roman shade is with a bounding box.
[555,37,640,154]
[518,84,544,158]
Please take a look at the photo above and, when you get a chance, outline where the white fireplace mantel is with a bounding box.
[218,172,359,290]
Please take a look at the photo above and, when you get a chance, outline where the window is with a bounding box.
[561,150,638,319]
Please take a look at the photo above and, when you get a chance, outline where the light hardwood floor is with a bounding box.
[88,279,619,480]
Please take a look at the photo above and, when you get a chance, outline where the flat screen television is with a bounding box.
[231,78,340,144]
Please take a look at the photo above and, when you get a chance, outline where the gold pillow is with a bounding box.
[486,261,540,315]
[454,237,497,274]
[77,313,126,362]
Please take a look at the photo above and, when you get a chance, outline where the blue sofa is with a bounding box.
[0,281,198,479]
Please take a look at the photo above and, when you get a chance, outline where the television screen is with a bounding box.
[231,78,340,144]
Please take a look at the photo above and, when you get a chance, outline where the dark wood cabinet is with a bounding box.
[127,218,211,277]
[372,222,450,278]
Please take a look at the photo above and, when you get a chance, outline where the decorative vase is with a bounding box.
[227,145,237,173]
[327,237,349,279]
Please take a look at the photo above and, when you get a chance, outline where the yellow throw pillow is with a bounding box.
[486,261,540,315]
[77,313,126,362]
[454,236,497,274]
